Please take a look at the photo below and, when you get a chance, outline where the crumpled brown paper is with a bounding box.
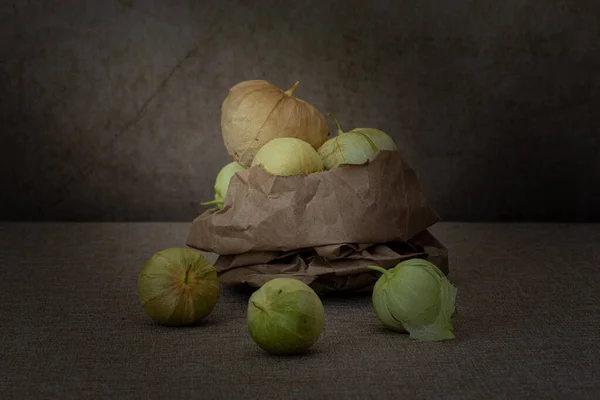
[212,229,448,296]
[187,150,440,255]
[186,150,447,295]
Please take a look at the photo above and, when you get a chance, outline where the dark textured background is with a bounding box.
[1,0,598,222]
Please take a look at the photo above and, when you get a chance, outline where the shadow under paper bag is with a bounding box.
[186,150,449,296]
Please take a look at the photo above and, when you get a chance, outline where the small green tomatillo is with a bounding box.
[137,248,220,326]
[247,278,325,355]
[368,258,457,341]
[201,161,246,209]
[317,113,397,170]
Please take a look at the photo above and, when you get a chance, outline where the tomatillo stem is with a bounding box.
[327,113,345,135]
[284,81,300,96]
[367,265,391,278]
[200,199,223,206]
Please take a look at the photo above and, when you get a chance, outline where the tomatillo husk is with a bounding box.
[251,137,324,176]
[247,278,325,355]
[201,161,246,209]
[221,80,328,167]
[368,258,457,341]
[318,113,397,170]
[137,248,220,326]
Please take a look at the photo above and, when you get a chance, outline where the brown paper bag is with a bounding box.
[186,150,448,295]
[186,150,440,255]
[212,229,448,296]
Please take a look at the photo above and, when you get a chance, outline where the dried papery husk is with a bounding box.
[221,80,329,167]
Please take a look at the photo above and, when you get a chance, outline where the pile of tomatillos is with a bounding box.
[136,80,458,356]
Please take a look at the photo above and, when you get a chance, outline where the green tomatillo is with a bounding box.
[201,161,246,209]
[247,278,325,355]
[368,258,457,341]
[250,137,324,176]
[137,248,220,326]
[317,113,397,170]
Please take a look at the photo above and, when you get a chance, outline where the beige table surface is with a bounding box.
[1,222,599,399]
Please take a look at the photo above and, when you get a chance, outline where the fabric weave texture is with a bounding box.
[1,222,598,399]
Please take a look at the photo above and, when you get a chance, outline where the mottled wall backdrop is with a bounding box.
[1,0,598,222]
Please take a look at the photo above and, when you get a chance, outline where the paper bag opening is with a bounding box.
[186,150,440,255]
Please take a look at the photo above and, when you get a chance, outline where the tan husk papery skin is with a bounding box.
[221,80,329,167]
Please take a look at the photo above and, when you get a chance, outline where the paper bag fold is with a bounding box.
[213,229,448,296]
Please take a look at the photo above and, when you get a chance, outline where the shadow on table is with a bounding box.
[243,346,324,360]
[224,282,374,300]
[132,309,225,330]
